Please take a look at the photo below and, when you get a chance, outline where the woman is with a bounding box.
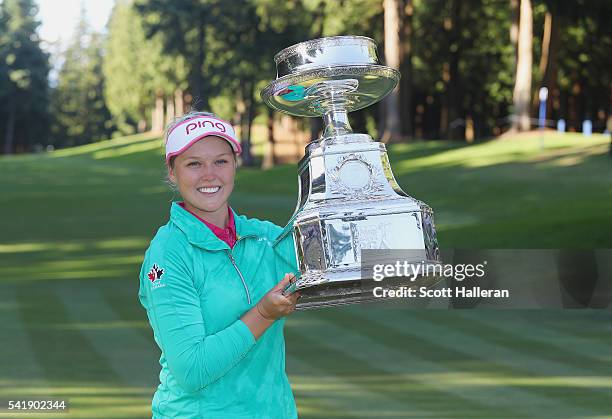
[139,112,300,418]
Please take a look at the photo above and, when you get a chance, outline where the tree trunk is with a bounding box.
[510,0,519,66]
[175,89,184,115]
[309,1,325,141]
[165,93,175,126]
[190,13,208,110]
[382,0,402,143]
[152,92,165,133]
[240,81,255,166]
[137,119,147,133]
[3,104,16,155]
[447,0,462,140]
[399,0,413,138]
[568,78,583,131]
[509,0,519,129]
[440,92,449,139]
[512,0,533,131]
[538,9,559,120]
[262,108,276,170]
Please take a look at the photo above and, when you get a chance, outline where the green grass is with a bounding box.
[1,131,611,418]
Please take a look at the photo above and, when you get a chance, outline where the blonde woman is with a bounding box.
[139,112,300,418]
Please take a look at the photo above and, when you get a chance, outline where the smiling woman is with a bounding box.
[138,112,301,418]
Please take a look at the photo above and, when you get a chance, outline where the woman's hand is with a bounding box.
[241,273,300,340]
[256,273,301,320]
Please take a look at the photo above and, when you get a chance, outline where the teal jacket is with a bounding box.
[139,202,298,418]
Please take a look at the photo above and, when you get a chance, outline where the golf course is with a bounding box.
[1,132,611,418]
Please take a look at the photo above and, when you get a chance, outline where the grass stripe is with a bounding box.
[513,311,612,346]
[363,308,612,377]
[338,308,612,411]
[0,285,52,409]
[452,310,612,364]
[286,315,522,418]
[100,285,155,344]
[292,311,600,418]
[287,354,433,418]
[0,287,45,382]
[55,281,159,388]
[287,356,362,418]
[15,282,121,384]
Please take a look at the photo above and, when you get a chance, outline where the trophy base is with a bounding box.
[296,271,444,310]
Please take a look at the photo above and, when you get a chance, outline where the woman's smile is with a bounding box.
[197,186,221,194]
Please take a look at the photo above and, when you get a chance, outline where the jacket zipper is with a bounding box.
[226,249,252,305]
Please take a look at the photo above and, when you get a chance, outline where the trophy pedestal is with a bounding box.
[284,135,439,309]
[262,36,441,309]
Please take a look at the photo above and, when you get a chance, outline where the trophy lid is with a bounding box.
[261,36,399,119]
[274,36,379,78]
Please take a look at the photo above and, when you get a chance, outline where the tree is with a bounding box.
[0,0,49,154]
[381,0,402,142]
[218,0,312,164]
[135,0,219,111]
[552,0,611,131]
[410,0,514,140]
[512,0,533,131]
[535,2,559,121]
[103,0,150,134]
[104,0,188,135]
[314,0,384,139]
[51,7,113,146]
[399,0,414,138]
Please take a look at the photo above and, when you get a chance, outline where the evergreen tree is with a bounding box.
[409,0,516,139]
[135,0,219,111]
[0,0,50,154]
[382,0,402,142]
[210,0,311,164]
[51,7,113,147]
[552,0,611,131]
[103,0,188,135]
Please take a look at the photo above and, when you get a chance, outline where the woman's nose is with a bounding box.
[200,164,216,179]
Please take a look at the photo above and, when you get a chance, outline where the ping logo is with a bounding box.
[185,119,227,135]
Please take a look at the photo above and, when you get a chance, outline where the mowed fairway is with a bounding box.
[1,132,611,418]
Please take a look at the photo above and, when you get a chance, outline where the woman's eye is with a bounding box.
[215,159,228,165]
[187,161,201,167]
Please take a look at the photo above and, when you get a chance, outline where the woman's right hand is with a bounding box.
[256,273,301,320]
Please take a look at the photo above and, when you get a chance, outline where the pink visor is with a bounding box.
[165,115,242,164]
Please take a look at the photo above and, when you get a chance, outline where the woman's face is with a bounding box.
[169,136,236,224]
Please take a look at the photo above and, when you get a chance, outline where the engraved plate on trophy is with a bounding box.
[261,36,441,309]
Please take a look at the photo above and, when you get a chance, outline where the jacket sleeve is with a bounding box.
[139,240,256,394]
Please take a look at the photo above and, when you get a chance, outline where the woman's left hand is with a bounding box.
[256,273,301,320]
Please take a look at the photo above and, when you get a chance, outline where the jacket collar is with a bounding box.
[170,202,262,250]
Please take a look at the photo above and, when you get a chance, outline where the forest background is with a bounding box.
[0,0,610,165]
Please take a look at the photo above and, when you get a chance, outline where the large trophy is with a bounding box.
[262,36,440,309]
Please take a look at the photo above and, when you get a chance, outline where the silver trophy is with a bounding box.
[262,36,440,309]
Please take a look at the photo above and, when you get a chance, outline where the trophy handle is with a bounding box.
[282,277,300,296]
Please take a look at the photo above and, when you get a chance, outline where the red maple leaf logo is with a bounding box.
[148,264,164,282]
